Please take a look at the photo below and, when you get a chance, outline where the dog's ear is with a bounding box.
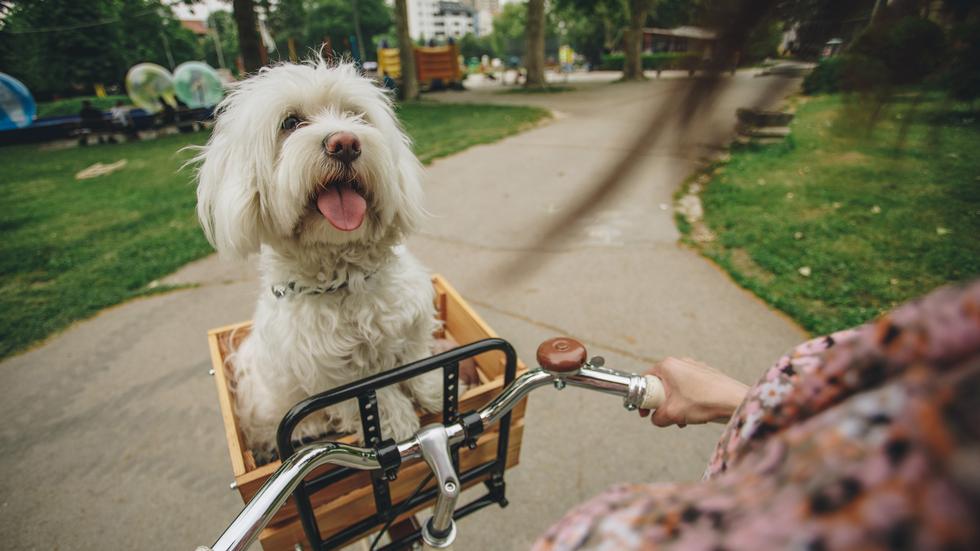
[195,132,262,259]
[391,139,427,235]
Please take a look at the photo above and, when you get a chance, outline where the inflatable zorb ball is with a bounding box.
[173,62,224,108]
[125,63,176,114]
[0,72,36,130]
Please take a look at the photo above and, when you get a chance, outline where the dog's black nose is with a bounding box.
[324,132,361,165]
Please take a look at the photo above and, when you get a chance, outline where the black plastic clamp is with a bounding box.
[460,411,484,450]
[376,438,402,481]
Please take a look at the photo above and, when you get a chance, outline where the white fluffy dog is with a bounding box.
[195,59,445,459]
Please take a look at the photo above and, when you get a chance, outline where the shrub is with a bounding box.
[803,56,845,94]
[945,21,980,102]
[804,17,946,95]
[599,52,701,72]
[851,16,946,86]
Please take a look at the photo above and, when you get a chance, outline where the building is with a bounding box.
[407,0,477,41]
[643,26,717,54]
[179,19,209,36]
[465,0,498,37]
[436,2,475,40]
[469,0,499,13]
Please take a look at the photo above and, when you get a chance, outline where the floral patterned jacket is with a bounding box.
[533,281,980,551]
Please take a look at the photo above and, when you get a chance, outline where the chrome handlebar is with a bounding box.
[201,338,665,551]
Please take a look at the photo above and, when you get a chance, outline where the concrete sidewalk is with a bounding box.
[0,74,806,550]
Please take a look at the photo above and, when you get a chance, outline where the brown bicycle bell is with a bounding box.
[536,337,587,373]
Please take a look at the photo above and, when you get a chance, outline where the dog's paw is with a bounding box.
[432,337,481,391]
[458,356,480,388]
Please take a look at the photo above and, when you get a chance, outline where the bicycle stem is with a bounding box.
[200,338,664,551]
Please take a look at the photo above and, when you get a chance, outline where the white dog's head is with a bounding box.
[195,59,424,259]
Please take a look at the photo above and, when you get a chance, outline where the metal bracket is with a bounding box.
[358,391,392,517]
[443,361,461,470]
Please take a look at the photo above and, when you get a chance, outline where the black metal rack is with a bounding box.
[276,338,519,550]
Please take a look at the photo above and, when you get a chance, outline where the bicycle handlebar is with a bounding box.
[200,337,665,551]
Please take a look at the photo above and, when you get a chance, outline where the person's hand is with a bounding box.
[639,357,749,428]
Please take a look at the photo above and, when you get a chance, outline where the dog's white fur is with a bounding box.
[195,59,442,457]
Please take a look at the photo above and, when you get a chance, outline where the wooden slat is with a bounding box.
[434,274,522,379]
[208,330,246,477]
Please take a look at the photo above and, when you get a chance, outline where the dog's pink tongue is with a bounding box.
[316,184,367,231]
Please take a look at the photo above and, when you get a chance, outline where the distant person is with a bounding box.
[159,96,176,126]
[173,97,196,134]
[109,100,136,142]
[382,71,397,90]
[109,100,130,129]
[78,100,106,145]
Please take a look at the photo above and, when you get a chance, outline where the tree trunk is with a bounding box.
[394,0,418,100]
[232,0,263,73]
[524,0,546,88]
[351,0,366,63]
[622,0,648,80]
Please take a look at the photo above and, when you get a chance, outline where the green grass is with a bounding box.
[0,102,548,359]
[397,102,547,163]
[36,95,131,118]
[683,93,980,335]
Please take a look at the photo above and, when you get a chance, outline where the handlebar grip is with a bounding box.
[641,375,666,410]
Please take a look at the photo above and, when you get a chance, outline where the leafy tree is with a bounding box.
[303,0,392,61]
[553,0,625,68]
[850,16,945,86]
[205,10,240,72]
[267,0,307,61]
[741,19,781,63]
[945,20,980,102]
[650,0,697,27]
[0,0,202,99]
[458,33,494,60]
[491,3,528,60]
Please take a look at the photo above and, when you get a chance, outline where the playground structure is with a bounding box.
[377,44,464,90]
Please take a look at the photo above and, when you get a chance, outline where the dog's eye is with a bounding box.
[281,115,302,131]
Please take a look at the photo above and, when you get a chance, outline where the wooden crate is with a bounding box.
[208,275,527,550]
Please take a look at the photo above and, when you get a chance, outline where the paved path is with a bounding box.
[0,73,806,550]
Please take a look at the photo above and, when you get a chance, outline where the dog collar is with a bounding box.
[270,271,376,299]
